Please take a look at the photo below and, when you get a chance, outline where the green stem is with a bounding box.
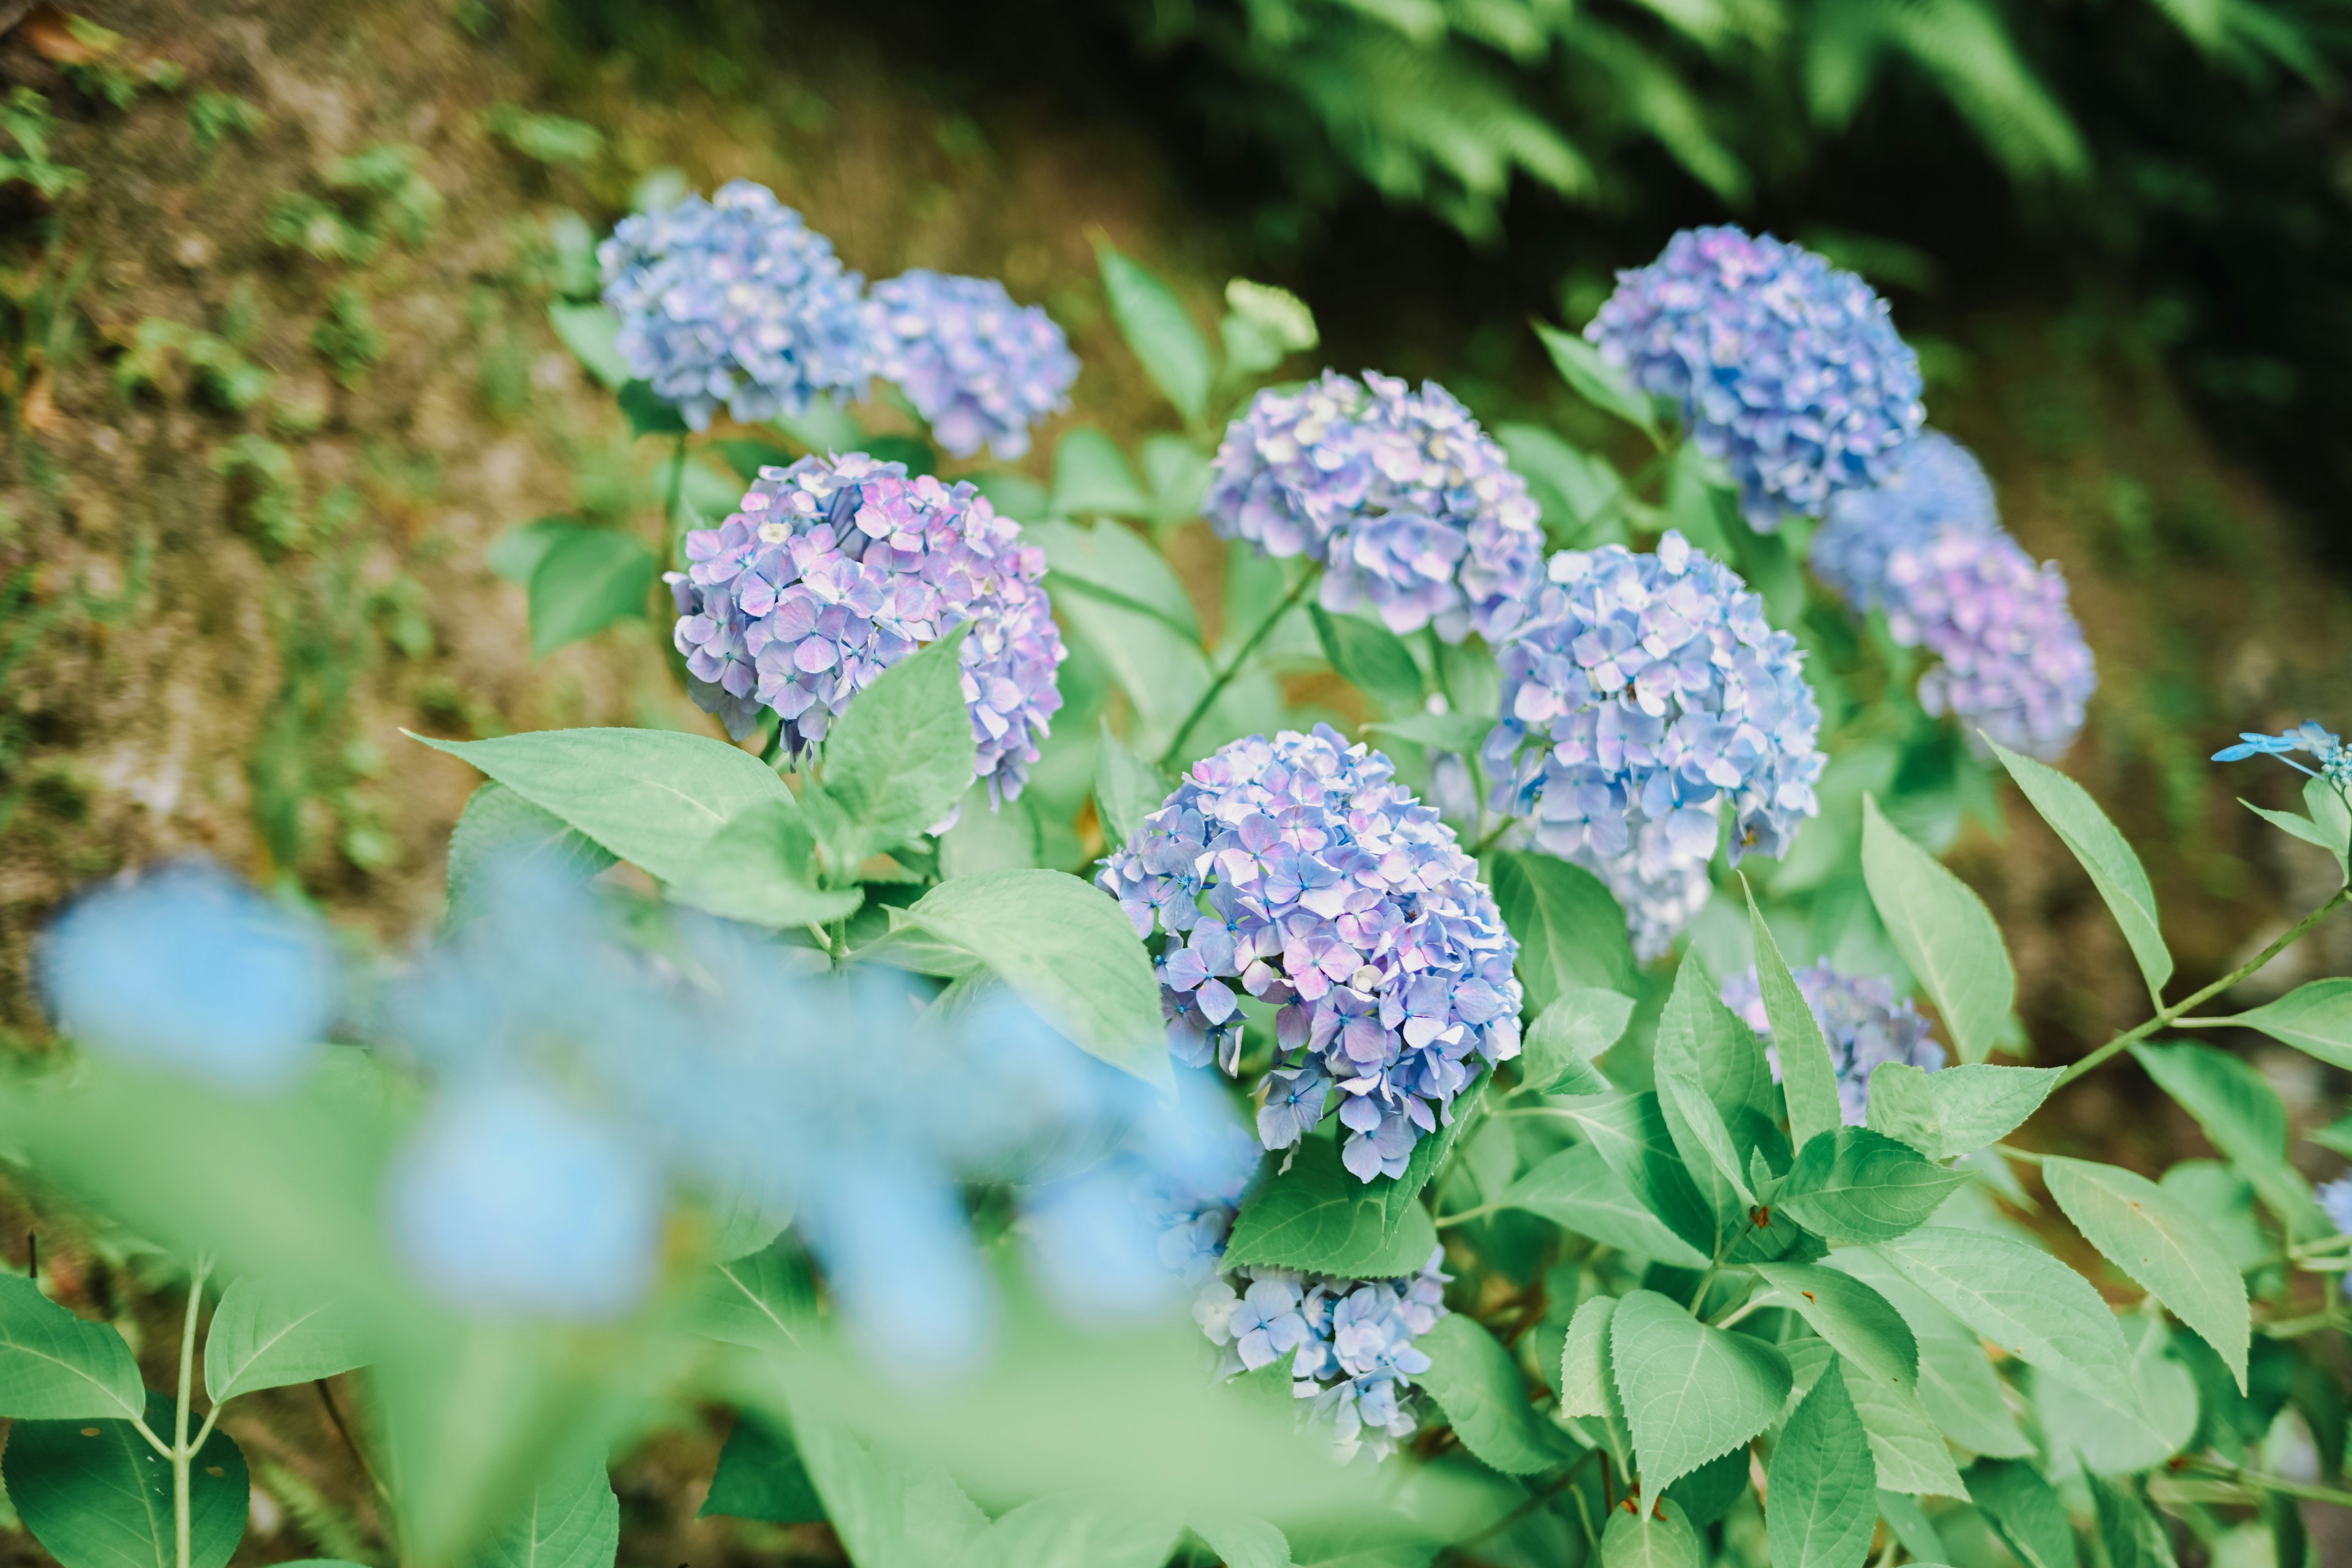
[2182,1460,2352,1509]
[1991,1143,2045,1166]
[1711,1295,1769,1331]
[1434,1200,1507,1229]
[173,1256,213,1568]
[1469,820,1512,858]
[2057,886,2352,1088]
[664,430,688,532]
[1156,567,1317,770]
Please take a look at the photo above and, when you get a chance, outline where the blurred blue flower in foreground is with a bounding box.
[1205,371,1545,643]
[1721,960,1945,1125]
[2216,722,2352,785]
[1588,226,1924,531]
[865,270,1078,461]
[39,861,336,1088]
[600,179,872,429]
[1809,431,1997,612]
[1098,726,1523,1182]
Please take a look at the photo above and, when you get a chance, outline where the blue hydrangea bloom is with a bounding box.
[599,180,872,430]
[1721,961,1946,1125]
[2215,722,2352,785]
[1883,526,2095,760]
[666,453,1066,799]
[1482,530,1825,896]
[1098,726,1524,1182]
[866,270,1078,461]
[1204,371,1545,643]
[1810,431,1998,612]
[2321,1178,2352,1297]
[1588,227,1924,530]
[39,862,336,1088]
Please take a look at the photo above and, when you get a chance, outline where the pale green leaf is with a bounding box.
[665,798,863,929]
[444,782,617,928]
[1093,240,1215,424]
[2088,1472,2179,1568]
[1914,1336,2033,1458]
[1416,1316,1578,1475]
[1842,1366,1970,1499]
[1223,1137,1438,1277]
[1653,958,1765,1208]
[1534,323,1660,443]
[1747,883,1841,1153]
[2132,1042,2329,1241]
[473,1447,619,1568]
[1501,1142,1709,1268]
[2043,1155,2248,1392]
[1861,795,2015,1063]
[1598,1499,1702,1568]
[1965,1458,2077,1568]
[1547,1095,1719,1261]
[1047,430,1154,521]
[1750,1263,1917,1390]
[1093,723,1172,851]
[786,1414,989,1568]
[688,1243,815,1353]
[1189,1513,1291,1568]
[947,1492,1182,1568]
[1873,1226,2132,1403]
[816,624,978,862]
[526,525,656,657]
[1558,1297,1619,1420]
[1864,1063,2058,1162]
[1766,1360,1877,1568]
[1988,742,2170,995]
[2231,979,2352,1072]
[546,301,627,389]
[1489,850,1637,1009]
[2034,1316,2196,1477]
[1779,1128,1966,1243]
[1520,989,1635,1093]
[1608,1289,1791,1491]
[1310,605,1424,710]
[1028,515,1197,635]
[203,1278,374,1403]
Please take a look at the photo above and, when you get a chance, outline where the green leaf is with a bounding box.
[1504,1144,1708,1267]
[665,798,864,929]
[1874,1226,2132,1404]
[526,526,657,657]
[1608,1289,1791,1491]
[1051,591,1224,761]
[1988,742,2171,996]
[903,869,1167,1084]
[1599,1500,1702,1568]
[1364,710,1493,755]
[1652,958,1773,1209]
[1547,1095,1719,1261]
[1188,1513,1292,1568]
[1222,1136,1439,1276]
[790,1411,989,1568]
[1747,886,1841,1155]
[938,783,1042,876]
[2231,979,2352,1071]
[2087,1472,2178,1568]
[2035,1315,2197,1475]
[1750,1264,1917,1390]
[1861,795,2015,1063]
[1490,850,1637,1011]
[1965,1459,2078,1568]
[547,301,628,389]
[1140,433,1213,524]
[688,1243,815,1353]
[1494,423,1625,541]
[445,782,619,927]
[488,517,579,584]
[2132,1042,2329,1241]
[1559,1297,1619,1420]
[1309,605,1425,711]
[1028,515,1198,636]
[1864,1063,2058,1161]
[1913,1335,2033,1458]
[6,1395,247,1568]
[816,624,978,864]
[1048,427,1153,518]
[1415,1315,1578,1475]
[1534,323,1660,444]
[714,438,798,481]
[2306,774,2352,863]
[948,1493,1183,1568]
[1842,1366,1970,1499]
[1093,722,1172,851]
[0,1275,145,1422]
[617,379,689,437]
[1092,239,1215,424]
[2043,1155,2248,1393]
[1876,1491,1951,1562]
[202,1278,373,1403]
[1520,989,1635,1093]
[473,1447,619,1568]
[410,727,790,886]
[1766,1360,1877,1568]
[1779,1128,1966,1243]
[702,1415,824,1523]
[2237,797,2350,876]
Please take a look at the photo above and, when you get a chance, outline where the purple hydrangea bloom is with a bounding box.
[1882,526,2095,761]
[666,453,1067,799]
[1721,961,1945,1125]
[1204,371,1545,643]
[1588,227,1924,530]
[599,180,872,430]
[865,271,1078,461]
[1097,726,1524,1182]
[1810,432,1999,612]
[2321,1178,2352,1298]
[2215,722,2352,786]
[1482,530,1825,895]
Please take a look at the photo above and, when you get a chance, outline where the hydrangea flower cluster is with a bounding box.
[600,180,873,429]
[1809,431,1997,612]
[1481,530,1824,903]
[1721,961,1946,1125]
[865,270,1079,461]
[1204,371,1545,643]
[2320,1178,2352,1298]
[667,453,1066,798]
[2215,722,2352,786]
[1586,226,1924,530]
[1098,726,1524,1182]
[1883,527,2096,761]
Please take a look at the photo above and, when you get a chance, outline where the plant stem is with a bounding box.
[2182,1459,2352,1509]
[1434,1199,1507,1229]
[1469,820,1512,858]
[173,1255,213,1568]
[315,1378,394,1513]
[1156,566,1317,769]
[664,430,688,532]
[2057,886,2351,1088]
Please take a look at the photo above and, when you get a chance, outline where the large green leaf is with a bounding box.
[473,1447,619,1568]
[2035,1314,2197,1476]
[903,869,1166,1084]
[1223,1137,1439,1277]
[947,1491,1183,1568]
[1765,1360,1877,1568]
[1028,516,1197,635]
[2132,1042,2329,1240]
[1988,742,2171,997]
[2231,979,2352,1071]
[1598,1500,1702,1568]
[6,1395,247,1568]
[1046,431,1154,522]
[1653,958,1772,1210]
[546,301,627,389]
[1608,1289,1790,1491]
[1777,1128,1965,1243]
[1864,1063,2058,1161]
[1966,1459,2078,1568]
[2043,1155,2248,1393]
[526,524,657,657]
[1187,1514,1291,1568]
[1861,796,2014,1063]
[1747,885,1842,1155]
[410,727,790,886]
[1488,851,1637,1009]
[1500,1142,1708,1267]
[1093,722,1173,854]
[665,798,864,929]
[1548,1095,1718,1260]
[688,1243,816,1353]
[445,782,618,927]
[1534,323,1661,444]
[1415,1316,1578,1476]
[2087,1472,2177,1568]
[1093,239,1215,424]
[1517,989,1634,1094]
[1750,1264,1917,1390]
[701,1415,824,1523]
[1559,1297,1619,1421]
[203,1278,374,1402]
[1874,1226,2132,1404]
[815,624,978,865]
[1841,1366,1970,1499]
[1310,606,1425,711]
[0,1275,145,1422]
[1913,1336,2033,1458]
[790,1411,989,1568]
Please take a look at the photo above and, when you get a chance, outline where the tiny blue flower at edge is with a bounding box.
[2214,722,2351,785]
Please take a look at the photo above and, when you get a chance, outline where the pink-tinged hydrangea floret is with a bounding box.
[666,452,1066,799]
[1482,530,1823,957]
[1204,371,1544,643]
[1721,961,1945,1125]
[1883,527,2095,761]
[1097,725,1523,1183]
[1810,431,1998,612]
[598,180,872,431]
[865,270,1078,461]
[1588,226,1924,531]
